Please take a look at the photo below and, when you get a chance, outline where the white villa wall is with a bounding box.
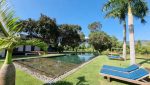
[0,49,5,57]
[17,45,41,52]
[25,45,31,51]
[34,46,40,51]
[18,46,24,51]
[0,46,41,57]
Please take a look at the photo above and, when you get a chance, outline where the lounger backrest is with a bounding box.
[125,64,139,72]
[130,68,149,80]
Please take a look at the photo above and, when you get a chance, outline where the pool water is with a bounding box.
[15,53,97,78]
[50,53,96,64]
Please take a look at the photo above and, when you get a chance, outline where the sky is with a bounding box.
[8,0,150,41]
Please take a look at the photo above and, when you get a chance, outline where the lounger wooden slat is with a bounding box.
[100,73,150,85]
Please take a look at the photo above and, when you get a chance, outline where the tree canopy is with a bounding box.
[89,31,120,53]
[59,24,84,50]
[88,21,102,32]
[19,14,59,45]
[103,0,149,23]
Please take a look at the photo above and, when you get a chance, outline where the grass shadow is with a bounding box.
[103,77,150,85]
[137,58,150,65]
[76,76,89,85]
[43,81,73,85]
[110,78,138,85]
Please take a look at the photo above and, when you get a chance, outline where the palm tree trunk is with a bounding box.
[0,49,16,85]
[4,49,13,64]
[122,21,126,60]
[128,4,136,65]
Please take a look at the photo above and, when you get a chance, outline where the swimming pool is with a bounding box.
[15,53,97,78]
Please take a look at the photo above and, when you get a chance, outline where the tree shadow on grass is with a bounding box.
[137,58,150,65]
[43,81,73,85]
[105,77,150,85]
[76,76,89,85]
[103,77,138,85]
[110,78,138,85]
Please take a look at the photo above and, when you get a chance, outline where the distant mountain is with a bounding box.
[139,40,150,46]
[120,40,150,46]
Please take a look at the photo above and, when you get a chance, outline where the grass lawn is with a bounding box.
[62,55,150,85]
[0,55,150,85]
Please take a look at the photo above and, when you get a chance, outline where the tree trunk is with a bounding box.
[0,49,16,85]
[75,49,77,55]
[128,4,136,65]
[122,21,127,60]
[72,47,75,51]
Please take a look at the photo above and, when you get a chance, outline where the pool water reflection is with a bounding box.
[50,53,96,64]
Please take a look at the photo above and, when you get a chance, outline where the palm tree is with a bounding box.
[0,1,48,85]
[102,1,128,60]
[103,0,149,64]
[128,0,148,64]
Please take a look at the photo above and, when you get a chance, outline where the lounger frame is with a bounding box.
[100,73,150,85]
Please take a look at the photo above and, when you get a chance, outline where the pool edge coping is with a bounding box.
[0,54,65,62]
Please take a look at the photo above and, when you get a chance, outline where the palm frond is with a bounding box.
[132,0,149,24]
[0,0,22,37]
[0,37,16,50]
[103,3,127,24]
[103,0,148,24]
[102,0,127,12]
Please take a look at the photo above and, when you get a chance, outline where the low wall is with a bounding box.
[0,46,41,58]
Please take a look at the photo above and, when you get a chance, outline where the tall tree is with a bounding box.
[128,0,148,64]
[19,18,38,38]
[135,40,142,53]
[37,14,59,46]
[88,21,102,32]
[103,0,149,64]
[59,24,84,51]
[110,36,120,48]
[0,1,48,85]
[20,14,59,47]
[103,1,128,60]
[89,31,112,53]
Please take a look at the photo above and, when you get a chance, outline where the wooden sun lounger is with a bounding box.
[100,73,150,85]
[108,55,125,61]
